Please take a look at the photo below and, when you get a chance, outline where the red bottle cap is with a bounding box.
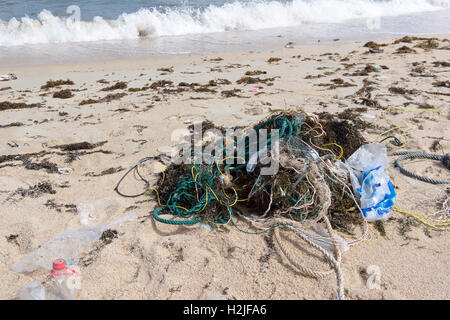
[52,259,66,271]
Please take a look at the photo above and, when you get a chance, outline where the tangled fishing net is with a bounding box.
[115,111,377,300]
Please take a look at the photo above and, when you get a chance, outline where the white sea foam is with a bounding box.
[0,0,448,46]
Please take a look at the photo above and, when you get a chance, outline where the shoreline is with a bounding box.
[2,33,449,74]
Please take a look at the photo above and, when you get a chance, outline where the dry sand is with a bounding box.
[0,35,449,300]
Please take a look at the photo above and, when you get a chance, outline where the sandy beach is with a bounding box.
[0,35,449,300]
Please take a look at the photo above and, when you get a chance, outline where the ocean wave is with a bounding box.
[0,0,448,46]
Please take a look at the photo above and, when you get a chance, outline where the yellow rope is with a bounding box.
[321,143,344,160]
[393,206,450,231]
[146,186,189,212]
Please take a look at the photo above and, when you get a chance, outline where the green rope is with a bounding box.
[150,115,307,227]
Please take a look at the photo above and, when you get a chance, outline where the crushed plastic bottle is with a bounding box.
[11,213,136,273]
[49,259,79,300]
[339,143,396,221]
[18,260,81,300]
[11,226,102,273]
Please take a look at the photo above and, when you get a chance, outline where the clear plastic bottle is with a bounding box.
[50,259,79,300]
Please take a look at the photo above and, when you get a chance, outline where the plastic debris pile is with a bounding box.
[115,111,402,299]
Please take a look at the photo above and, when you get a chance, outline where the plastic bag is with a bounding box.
[342,143,396,221]
[11,214,136,273]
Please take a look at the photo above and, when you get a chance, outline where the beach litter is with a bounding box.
[338,143,396,221]
[58,167,73,175]
[284,42,294,49]
[10,213,135,273]
[19,260,81,300]
[115,110,393,300]
[391,151,450,184]
[0,74,17,81]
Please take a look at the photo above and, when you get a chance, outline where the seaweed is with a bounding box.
[395,46,417,54]
[51,141,107,151]
[317,108,374,131]
[267,57,282,63]
[397,217,419,241]
[178,82,200,88]
[322,120,366,159]
[150,80,173,89]
[0,101,40,111]
[236,76,277,85]
[86,166,125,177]
[41,79,74,90]
[430,140,441,152]
[0,150,51,166]
[101,81,128,91]
[374,221,386,237]
[53,89,74,99]
[245,70,267,76]
[209,79,231,86]
[393,36,438,44]
[221,89,245,98]
[157,67,174,73]
[193,86,217,94]
[414,40,439,50]
[80,229,118,267]
[25,159,59,173]
[344,64,380,76]
[6,234,19,245]
[79,93,127,105]
[363,41,387,50]
[389,87,419,95]
[432,61,450,67]
[44,199,77,213]
[13,182,56,198]
[0,122,24,128]
[128,86,150,92]
[100,229,118,244]
[317,78,357,89]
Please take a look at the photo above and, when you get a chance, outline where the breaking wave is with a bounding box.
[0,0,448,46]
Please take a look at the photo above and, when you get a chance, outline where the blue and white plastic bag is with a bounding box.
[341,143,396,221]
